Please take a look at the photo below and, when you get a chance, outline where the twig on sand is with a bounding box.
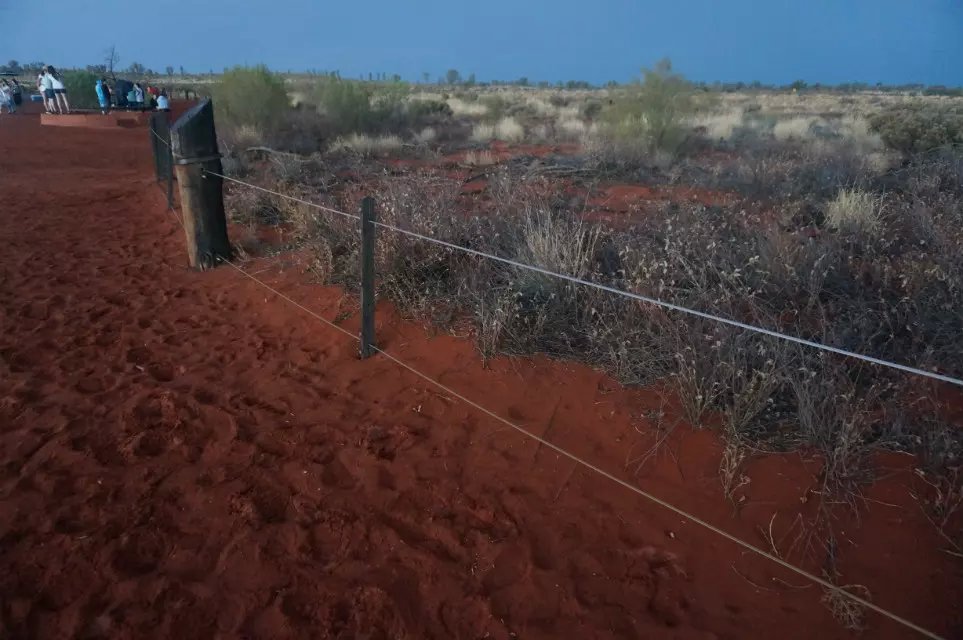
[554,462,579,501]
[730,563,775,593]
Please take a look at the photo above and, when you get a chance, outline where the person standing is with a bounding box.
[38,72,52,113]
[47,66,71,114]
[0,80,14,114]
[96,77,116,114]
[10,79,23,107]
[156,90,170,112]
[40,68,57,113]
[133,82,145,107]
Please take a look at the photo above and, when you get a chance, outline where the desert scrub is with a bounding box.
[598,58,703,160]
[824,188,883,235]
[61,70,100,110]
[869,102,963,154]
[329,133,403,155]
[214,65,289,134]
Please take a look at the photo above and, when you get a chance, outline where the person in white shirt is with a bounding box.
[46,66,70,114]
[40,68,58,113]
[38,73,52,113]
[0,81,13,114]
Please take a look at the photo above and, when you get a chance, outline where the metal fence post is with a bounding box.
[360,196,377,358]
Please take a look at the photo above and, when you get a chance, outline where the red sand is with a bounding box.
[0,114,960,639]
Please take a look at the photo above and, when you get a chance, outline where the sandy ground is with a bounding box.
[0,109,960,639]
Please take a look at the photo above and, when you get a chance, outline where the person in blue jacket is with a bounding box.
[95,78,111,114]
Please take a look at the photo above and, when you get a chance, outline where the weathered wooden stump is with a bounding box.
[171,99,231,269]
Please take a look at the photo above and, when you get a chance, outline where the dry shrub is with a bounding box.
[821,583,871,631]
[413,127,437,145]
[693,108,745,141]
[464,150,496,166]
[330,133,403,155]
[447,97,488,117]
[234,142,963,509]
[869,102,963,154]
[471,117,525,142]
[824,188,883,235]
[470,123,495,142]
[773,116,820,141]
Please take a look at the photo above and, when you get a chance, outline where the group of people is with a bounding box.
[94,78,170,114]
[38,66,71,114]
[0,65,172,118]
[0,78,23,114]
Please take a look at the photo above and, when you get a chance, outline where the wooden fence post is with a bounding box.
[170,99,231,269]
[360,196,376,358]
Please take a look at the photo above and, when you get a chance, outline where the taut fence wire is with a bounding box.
[148,140,952,639]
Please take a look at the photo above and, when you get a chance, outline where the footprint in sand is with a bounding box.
[134,430,168,457]
[113,527,168,575]
[147,363,175,382]
[321,455,357,490]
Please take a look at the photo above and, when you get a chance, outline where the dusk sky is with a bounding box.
[3,0,961,86]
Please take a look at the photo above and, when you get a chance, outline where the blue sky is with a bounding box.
[3,0,961,85]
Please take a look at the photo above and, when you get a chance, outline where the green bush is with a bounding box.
[308,77,405,135]
[868,103,963,154]
[405,99,453,121]
[62,70,100,110]
[600,58,699,156]
[213,65,289,132]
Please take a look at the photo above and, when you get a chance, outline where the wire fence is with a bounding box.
[153,147,952,639]
[204,169,962,389]
[148,115,174,209]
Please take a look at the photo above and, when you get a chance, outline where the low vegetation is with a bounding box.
[61,70,101,110]
[214,66,290,141]
[220,69,963,610]
[869,102,963,154]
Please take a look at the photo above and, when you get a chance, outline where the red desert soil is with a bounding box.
[0,113,960,639]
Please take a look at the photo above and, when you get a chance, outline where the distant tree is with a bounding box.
[445,69,461,85]
[104,45,120,79]
[165,65,174,77]
[5,60,22,74]
[517,77,529,87]
[391,74,401,83]
[422,71,430,84]
[179,65,185,76]
[465,72,476,86]
[789,79,807,92]
[368,72,373,81]
[127,61,145,75]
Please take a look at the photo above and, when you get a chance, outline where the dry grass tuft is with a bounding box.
[773,116,819,141]
[825,188,883,235]
[330,133,403,155]
[447,97,488,117]
[471,117,525,142]
[464,149,496,166]
[694,108,745,141]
